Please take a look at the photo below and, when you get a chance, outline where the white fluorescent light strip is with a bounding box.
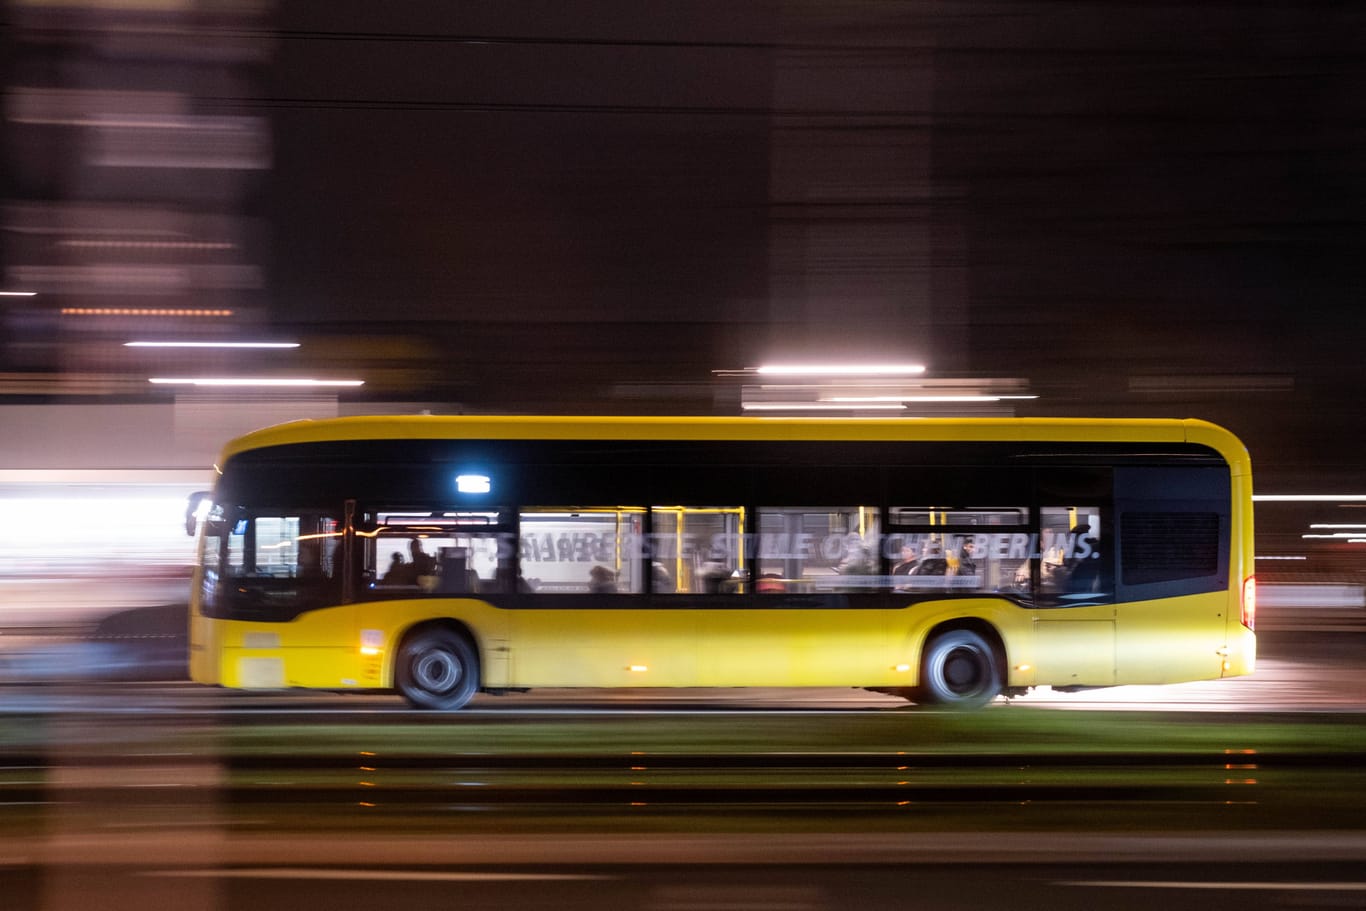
[1309,524,1366,529]
[0,291,38,297]
[1254,555,1307,560]
[1301,533,1366,539]
[148,377,363,387]
[755,364,927,377]
[127,341,300,349]
[1254,495,1366,502]
[741,402,906,411]
[825,395,1039,403]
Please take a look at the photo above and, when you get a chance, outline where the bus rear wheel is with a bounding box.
[396,628,479,710]
[917,628,1002,709]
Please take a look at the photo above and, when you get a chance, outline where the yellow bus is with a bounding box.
[187,416,1255,709]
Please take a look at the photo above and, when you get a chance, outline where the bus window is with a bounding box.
[887,506,1028,594]
[651,507,746,594]
[204,508,343,620]
[1038,505,1112,604]
[224,513,341,580]
[518,508,645,594]
[363,510,514,596]
[756,507,879,594]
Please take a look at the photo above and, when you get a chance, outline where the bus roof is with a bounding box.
[216,415,1250,477]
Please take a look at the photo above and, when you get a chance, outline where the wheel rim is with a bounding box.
[941,646,987,695]
[413,648,463,695]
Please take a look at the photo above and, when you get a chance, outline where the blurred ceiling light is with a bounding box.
[1254,555,1307,560]
[1256,495,1366,502]
[60,240,235,250]
[740,402,906,411]
[64,307,233,317]
[756,364,927,377]
[0,291,38,297]
[1309,524,1366,529]
[1300,533,1366,539]
[148,377,363,387]
[127,341,299,349]
[825,394,1039,403]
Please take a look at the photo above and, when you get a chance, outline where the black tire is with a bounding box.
[395,628,479,710]
[917,628,1002,709]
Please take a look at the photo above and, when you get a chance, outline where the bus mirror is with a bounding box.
[185,490,212,537]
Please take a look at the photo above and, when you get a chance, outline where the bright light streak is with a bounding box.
[61,240,235,250]
[148,377,363,387]
[1309,524,1366,529]
[1255,494,1366,502]
[1300,533,1366,539]
[0,493,198,578]
[127,341,299,349]
[825,394,1039,403]
[63,307,234,317]
[741,402,907,411]
[1255,555,1307,560]
[756,363,927,377]
[0,291,38,297]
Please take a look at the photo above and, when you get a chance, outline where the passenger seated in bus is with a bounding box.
[409,539,437,576]
[382,551,416,585]
[1064,531,1102,595]
[954,538,978,577]
[588,564,618,593]
[891,543,921,576]
[382,551,405,581]
[835,534,875,575]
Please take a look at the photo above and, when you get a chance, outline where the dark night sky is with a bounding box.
[265,2,775,325]
[254,1,1366,497]
[2,0,1363,509]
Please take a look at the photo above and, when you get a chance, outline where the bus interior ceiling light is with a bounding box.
[0,291,38,297]
[148,377,364,387]
[127,341,300,349]
[755,363,927,377]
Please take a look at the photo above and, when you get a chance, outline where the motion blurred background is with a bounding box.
[1,0,1363,637]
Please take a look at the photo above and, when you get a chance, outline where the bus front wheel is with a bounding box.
[395,628,479,710]
[916,628,1002,709]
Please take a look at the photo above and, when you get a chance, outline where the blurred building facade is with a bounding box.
[2,1,1364,575]
[2,0,275,392]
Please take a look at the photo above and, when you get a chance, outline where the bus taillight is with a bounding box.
[1241,575,1257,631]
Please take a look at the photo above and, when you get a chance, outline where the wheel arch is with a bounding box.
[897,598,1023,688]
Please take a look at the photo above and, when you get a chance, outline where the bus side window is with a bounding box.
[518,508,645,594]
[1038,506,1112,604]
[755,507,878,595]
[651,507,746,594]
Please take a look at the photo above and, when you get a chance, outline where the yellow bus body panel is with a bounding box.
[191,589,1242,692]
